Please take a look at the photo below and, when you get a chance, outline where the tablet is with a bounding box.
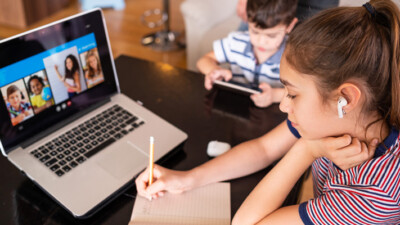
[213,80,261,96]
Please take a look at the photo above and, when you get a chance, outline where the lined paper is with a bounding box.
[129,182,230,225]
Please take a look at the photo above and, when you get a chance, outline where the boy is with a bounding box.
[197,0,298,108]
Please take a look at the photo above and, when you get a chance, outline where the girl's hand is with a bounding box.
[135,165,193,200]
[204,69,232,90]
[304,135,378,170]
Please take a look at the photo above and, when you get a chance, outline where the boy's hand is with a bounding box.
[250,83,273,108]
[303,135,378,170]
[204,69,232,90]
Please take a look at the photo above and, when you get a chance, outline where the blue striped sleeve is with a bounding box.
[299,202,313,225]
[287,119,301,139]
[213,38,229,63]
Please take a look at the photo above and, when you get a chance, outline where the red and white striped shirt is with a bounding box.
[298,127,400,224]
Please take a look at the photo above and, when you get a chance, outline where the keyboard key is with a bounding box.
[55,170,64,176]
[63,166,71,172]
[45,158,57,167]
[59,160,67,166]
[50,164,60,171]
[40,155,51,162]
[77,156,86,163]
[70,161,78,168]
[84,138,115,158]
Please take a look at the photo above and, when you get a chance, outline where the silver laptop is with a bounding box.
[0,9,187,218]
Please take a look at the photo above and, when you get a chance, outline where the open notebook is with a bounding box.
[129,182,231,225]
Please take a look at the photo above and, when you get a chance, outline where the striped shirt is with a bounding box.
[287,121,400,224]
[213,31,285,88]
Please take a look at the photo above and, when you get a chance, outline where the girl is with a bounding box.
[233,0,400,224]
[55,54,82,98]
[28,75,54,114]
[6,85,33,125]
[84,50,104,88]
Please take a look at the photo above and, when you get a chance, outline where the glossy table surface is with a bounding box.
[0,55,298,224]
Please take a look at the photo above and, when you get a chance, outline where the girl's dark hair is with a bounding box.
[27,75,44,94]
[285,0,400,129]
[7,85,24,99]
[247,0,298,29]
[64,54,80,79]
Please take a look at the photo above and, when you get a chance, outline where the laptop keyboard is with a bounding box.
[29,104,145,177]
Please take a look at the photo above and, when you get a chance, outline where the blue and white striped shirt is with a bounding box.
[213,31,285,88]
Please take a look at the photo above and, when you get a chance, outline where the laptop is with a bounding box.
[0,9,187,218]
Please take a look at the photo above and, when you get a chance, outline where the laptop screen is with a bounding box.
[0,9,118,153]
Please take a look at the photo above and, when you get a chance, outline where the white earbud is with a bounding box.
[338,96,348,118]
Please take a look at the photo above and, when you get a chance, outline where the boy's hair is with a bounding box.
[246,0,298,29]
[7,85,24,99]
[27,75,45,94]
[285,0,400,129]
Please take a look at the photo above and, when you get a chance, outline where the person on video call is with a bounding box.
[55,54,82,98]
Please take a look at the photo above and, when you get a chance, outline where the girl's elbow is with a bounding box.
[232,215,257,225]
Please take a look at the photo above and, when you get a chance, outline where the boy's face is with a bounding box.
[248,22,288,53]
[30,78,43,95]
[8,91,22,109]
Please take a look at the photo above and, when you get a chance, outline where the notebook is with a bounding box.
[129,182,231,225]
[0,9,187,218]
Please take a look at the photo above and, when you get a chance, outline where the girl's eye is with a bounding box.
[286,94,296,99]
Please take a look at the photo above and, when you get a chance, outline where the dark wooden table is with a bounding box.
[0,55,299,224]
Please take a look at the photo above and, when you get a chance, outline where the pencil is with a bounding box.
[149,136,154,185]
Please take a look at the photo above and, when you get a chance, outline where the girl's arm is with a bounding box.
[233,136,378,225]
[137,121,298,199]
[232,139,314,225]
[54,65,64,81]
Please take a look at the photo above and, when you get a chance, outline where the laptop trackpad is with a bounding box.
[95,141,148,179]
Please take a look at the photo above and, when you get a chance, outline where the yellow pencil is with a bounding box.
[149,136,154,185]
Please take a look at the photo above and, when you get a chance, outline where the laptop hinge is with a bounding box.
[20,98,111,149]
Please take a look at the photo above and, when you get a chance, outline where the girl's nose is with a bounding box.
[279,97,290,114]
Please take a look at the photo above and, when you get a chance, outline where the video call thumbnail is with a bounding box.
[0,34,105,127]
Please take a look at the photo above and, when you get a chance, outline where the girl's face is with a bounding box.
[279,56,343,139]
[8,91,22,109]
[30,79,43,95]
[66,58,73,70]
[88,56,98,70]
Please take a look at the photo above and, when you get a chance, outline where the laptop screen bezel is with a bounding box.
[0,9,120,155]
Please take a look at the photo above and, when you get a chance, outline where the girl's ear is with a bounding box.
[286,18,298,34]
[337,83,362,115]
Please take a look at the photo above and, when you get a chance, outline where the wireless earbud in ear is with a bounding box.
[338,96,348,118]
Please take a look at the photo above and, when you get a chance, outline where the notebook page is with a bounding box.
[129,182,230,225]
